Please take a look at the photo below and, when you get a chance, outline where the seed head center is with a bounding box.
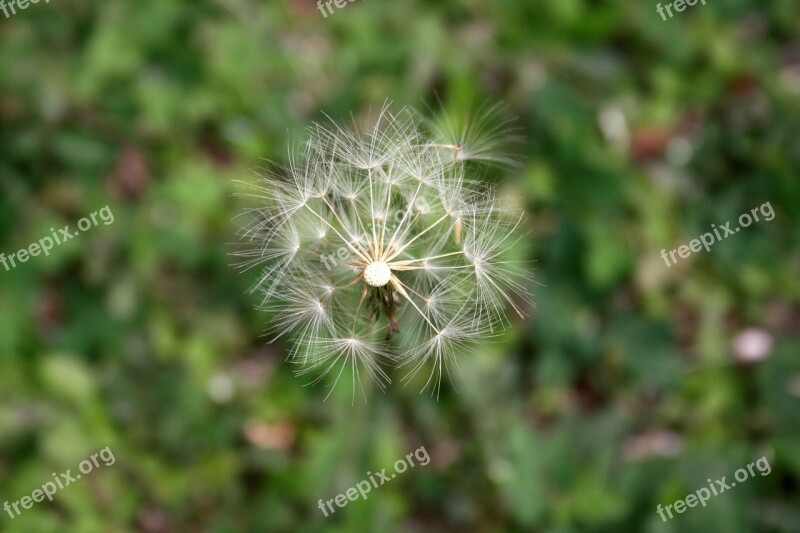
[364,261,391,287]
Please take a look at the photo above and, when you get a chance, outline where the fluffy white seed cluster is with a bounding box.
[236,105,532,399]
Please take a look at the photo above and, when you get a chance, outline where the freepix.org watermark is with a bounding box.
[317,446,430,516]
[0,205,114,273]
[0,0,51,20]
[316,0,364,18]
[656,0,707,21]
[656,456,771,522]
[3,446,115,520]
[660,201,774,267]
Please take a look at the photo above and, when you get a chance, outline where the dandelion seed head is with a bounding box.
[364,261,392,287]
[234,104,532,398]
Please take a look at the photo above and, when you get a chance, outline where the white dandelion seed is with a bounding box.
[234,105,533,399]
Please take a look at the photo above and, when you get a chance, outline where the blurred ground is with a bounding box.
[1,0,799,531]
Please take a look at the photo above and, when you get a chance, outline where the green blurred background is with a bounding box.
[1,0,799,531]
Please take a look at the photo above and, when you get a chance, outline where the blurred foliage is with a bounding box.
[1,0,799,531]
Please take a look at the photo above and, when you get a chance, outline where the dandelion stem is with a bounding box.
[303,204,370,263]
[390,264,475,271]
[384,214,450,262]
[412,143,460,151]
[388,250,464,266]
[378,167,394,258]
[390,274,440,334]
[351,283,369,333]
[319,196,372,260]
[367,167,379,256]
[385,182,423,259]
[401,282,429,302]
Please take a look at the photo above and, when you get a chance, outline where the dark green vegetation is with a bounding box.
[1,0,798,531]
